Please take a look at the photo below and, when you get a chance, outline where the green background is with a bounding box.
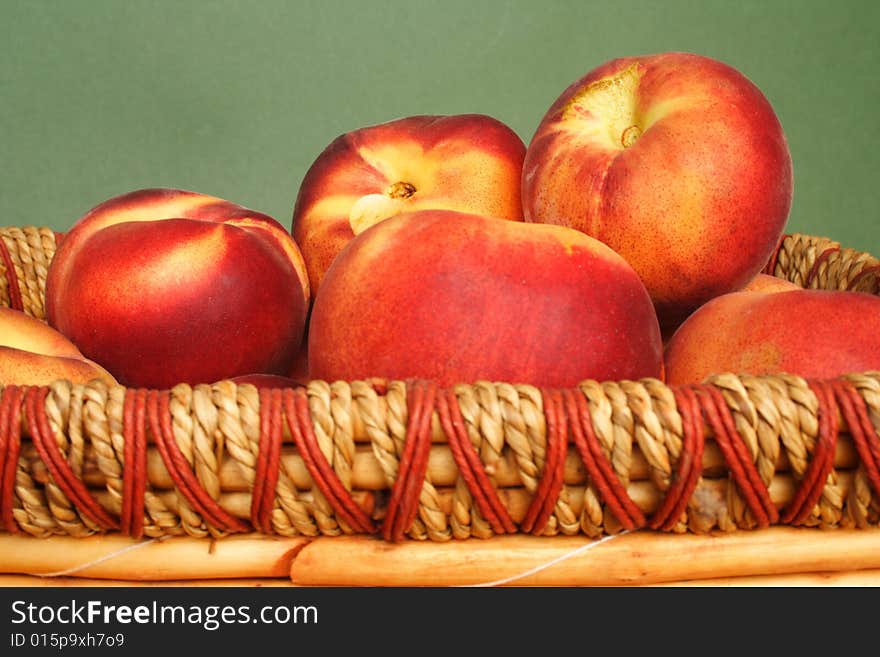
[2,0,878,256]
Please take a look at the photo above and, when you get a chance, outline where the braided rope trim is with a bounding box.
[765,233,880,293]
[0,227,58,320]
[0,373,879,541]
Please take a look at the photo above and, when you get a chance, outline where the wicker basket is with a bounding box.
[0,227,878,586]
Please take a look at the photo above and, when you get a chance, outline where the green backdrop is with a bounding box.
[2,0,878,257]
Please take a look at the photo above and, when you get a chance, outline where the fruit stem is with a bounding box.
[621,124,642,148]
[387,181,416,199]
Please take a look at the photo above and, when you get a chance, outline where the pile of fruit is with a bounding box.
[5,51,877,393]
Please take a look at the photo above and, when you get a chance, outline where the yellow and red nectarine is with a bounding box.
[292,114,526,297]
[523,52,793,329]
[741,273,800,294]
[0,307,115,386]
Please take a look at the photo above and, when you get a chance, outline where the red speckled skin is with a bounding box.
[523,52,793,328]
[664,289,880,384]
[292,114,526,297]
[45,188,310,389]
[308,210,662,388]
[287,332,310,385]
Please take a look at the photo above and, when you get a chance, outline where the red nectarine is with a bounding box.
[308,209,663,387]
[45,188,310,389]
[664,289,880,384]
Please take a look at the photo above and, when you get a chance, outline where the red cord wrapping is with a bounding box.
[121,389,135,535]
[293,386,376,533]
[147,389,249,534]
[831,379,880,498]
[762,233,789,277]
[649,386,705,531]
[0,385,24,533]
[121,388,148,538]
[780,380,839,525]
[27,386,119,530]
[381,380,437,541]
[563,388,645,531]
[436,387,517,535]
[804,246,840,289]
[282,387,375,534]
[251,387,283,534]
[519,389,567,535]
[697,385,777,528]
[131,389,147,538]
[0,388,12,530]
[846,265,880,292]
[0,237,23,312]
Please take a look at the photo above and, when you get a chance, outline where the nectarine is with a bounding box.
[0,307,115,386]
[308,209,663,387]
[664,289,880,384]
[523,52,793,328]
[292,114,526,296]
[45,188,310,389]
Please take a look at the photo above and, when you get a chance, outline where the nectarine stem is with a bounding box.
[620,124,642,148]
[387,180,416,199]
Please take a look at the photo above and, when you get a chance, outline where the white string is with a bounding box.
[24,531,625,582]
[459,531,629,587]
[26,538,158,578]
